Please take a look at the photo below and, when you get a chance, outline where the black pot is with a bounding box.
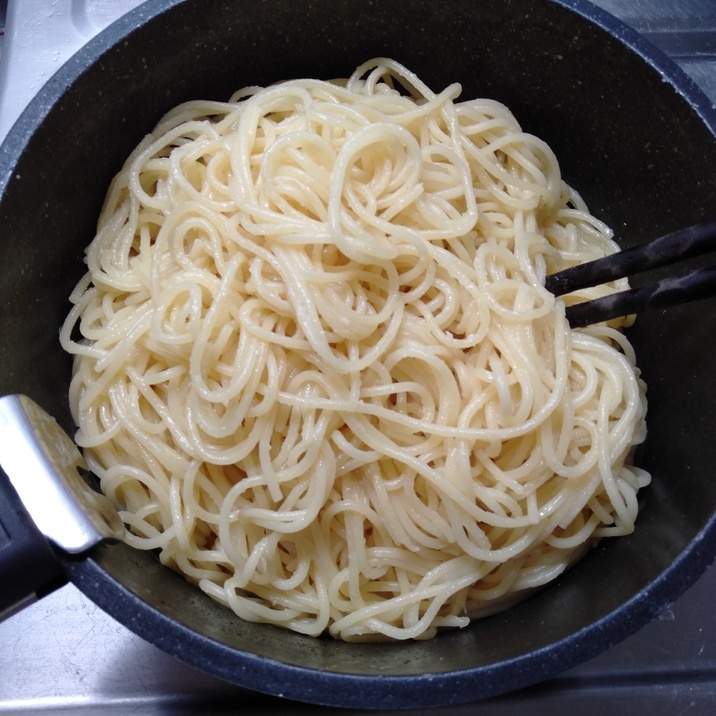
[1,0,716,709]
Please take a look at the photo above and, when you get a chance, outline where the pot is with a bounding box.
[1,0,716,708]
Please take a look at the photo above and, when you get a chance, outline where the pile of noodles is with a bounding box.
[61,58,649,641]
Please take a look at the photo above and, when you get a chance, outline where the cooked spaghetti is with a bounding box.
[60,58,649,641]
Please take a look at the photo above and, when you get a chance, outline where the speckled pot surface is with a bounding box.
[1,0,716,708]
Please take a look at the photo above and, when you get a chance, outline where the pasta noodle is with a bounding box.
[60,58,649,641]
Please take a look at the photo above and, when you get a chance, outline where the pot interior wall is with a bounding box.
[1,0,716,705]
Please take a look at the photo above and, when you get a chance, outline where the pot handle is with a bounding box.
[0,467,65,619]
[0,394,125,620]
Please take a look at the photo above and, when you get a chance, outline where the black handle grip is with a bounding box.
[0,466,66,619]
